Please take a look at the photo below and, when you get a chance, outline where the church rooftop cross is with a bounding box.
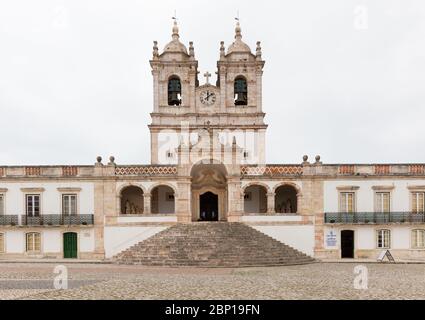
[204,71,211,85]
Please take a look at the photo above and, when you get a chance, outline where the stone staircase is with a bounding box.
[113,222,315,267]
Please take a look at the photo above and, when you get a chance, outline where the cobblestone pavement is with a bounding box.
[0,262,424,300]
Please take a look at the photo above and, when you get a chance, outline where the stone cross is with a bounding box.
[204,71,211,84]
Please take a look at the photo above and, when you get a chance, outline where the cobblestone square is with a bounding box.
[0,262,424,300]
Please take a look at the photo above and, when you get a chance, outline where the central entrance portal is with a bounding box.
[199,192,219,221]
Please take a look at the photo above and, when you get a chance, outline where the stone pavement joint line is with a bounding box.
[0,263,423,300]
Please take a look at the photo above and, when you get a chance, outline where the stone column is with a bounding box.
[267,192,275,214]
[227,177,243,222]
[143,194,151,214]
[176,180,191,223]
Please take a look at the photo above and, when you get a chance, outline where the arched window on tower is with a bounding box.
[234,76,248,106]
[168,76,182,106]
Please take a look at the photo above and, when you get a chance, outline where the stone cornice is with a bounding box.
[20,188,45,192]
[57,187,82,193]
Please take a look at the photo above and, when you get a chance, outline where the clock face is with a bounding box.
[200,90,216,106]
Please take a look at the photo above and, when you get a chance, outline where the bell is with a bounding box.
[234,93,247,105]
[168,92,181,106]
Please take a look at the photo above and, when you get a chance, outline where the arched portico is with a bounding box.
[274,183,301,214]
[150,184,175,214]
[243,184,268,214]
[190,161,228,222]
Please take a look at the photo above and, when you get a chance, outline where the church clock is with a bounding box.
[200,90,216,106]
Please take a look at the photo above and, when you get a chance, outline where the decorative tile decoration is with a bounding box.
[241,165,303,176]
[409,165,425,175]
[339,165,355,175]
[62,166,78,176]
[375,165,390,175]
[115,166,177,176]
[25,167,41,176]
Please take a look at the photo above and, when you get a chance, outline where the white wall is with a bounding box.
[157,186,175,213]
[0,182,94,216]
[104,226,168,258]
[323,225,423,251]
[79,229,95,252]
[324,179,425,212]
[244,187,262,213]
[43,230,61,253]
[5,231,24,253]
[253,225,315,256]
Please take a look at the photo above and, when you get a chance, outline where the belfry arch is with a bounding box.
[190,161,228,222]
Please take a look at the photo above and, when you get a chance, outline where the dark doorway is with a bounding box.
[341,230,354,258]
[63,232,78,258]
[199,192,219,221]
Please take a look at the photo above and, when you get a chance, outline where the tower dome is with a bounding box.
[163,20,188,54]
[227,21,251,54]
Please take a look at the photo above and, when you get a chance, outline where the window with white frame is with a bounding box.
[412,192,425,213]
[0,194,4,215]
[62,194,77,216]
[340,192,355,213]
[26,195,40,217]
[375,192,390,213]
[26,232,41,252]
[0,233,4,253]
[411,229,425,249]
[377,229,391,249]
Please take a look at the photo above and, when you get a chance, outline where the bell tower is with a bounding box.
[149,20,199,164]
[149,20,267,165]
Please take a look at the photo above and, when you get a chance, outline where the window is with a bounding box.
[234,76,248,106]
[62,194,77,216]
[377,229,391,249]
[26,232,41,252]
[26,195,40,217]
[412,229,425,249]
[168,76,182,106]
[0,233,4,253]
[340,192,355,213]
[412,192,425,213]
[375,192,390,213]
[0,194,4,215]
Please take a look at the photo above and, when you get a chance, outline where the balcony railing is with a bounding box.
[325,212,425,224]
[14,214,94,226]
[0,215,19,226]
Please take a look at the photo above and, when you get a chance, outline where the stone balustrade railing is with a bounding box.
[0,163,423,178]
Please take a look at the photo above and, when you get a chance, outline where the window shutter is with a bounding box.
[0,195,3,215]
[0,234,4,253]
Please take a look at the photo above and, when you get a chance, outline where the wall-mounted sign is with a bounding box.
[326,230,337,247]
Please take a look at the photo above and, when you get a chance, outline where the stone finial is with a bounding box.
[96,156,102,164]
[220,41,225,58]
[153,41,159,58]
[232,136,237,146]
[172,20,179,40]
[189,41,194,57]
[256,41,262,60]
[303,155,308,162]
[315,155,321,163]
[235,21,242,40]
[108,156,116,166]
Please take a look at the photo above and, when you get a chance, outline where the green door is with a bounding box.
[63,232,78,258]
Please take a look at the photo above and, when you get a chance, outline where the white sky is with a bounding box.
[1,0,424,165]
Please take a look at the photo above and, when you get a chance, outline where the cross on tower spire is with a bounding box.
[204,71,211,85]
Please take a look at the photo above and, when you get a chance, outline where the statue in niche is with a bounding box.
[285,199,292,213]
[125,200,131,215]
[130,203,136,215]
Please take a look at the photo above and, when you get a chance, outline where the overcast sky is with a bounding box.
[1,0,424,165]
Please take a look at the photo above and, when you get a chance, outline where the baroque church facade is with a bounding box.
[0,21,424,262]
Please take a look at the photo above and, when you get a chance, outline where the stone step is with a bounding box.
[114,222,315,267]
